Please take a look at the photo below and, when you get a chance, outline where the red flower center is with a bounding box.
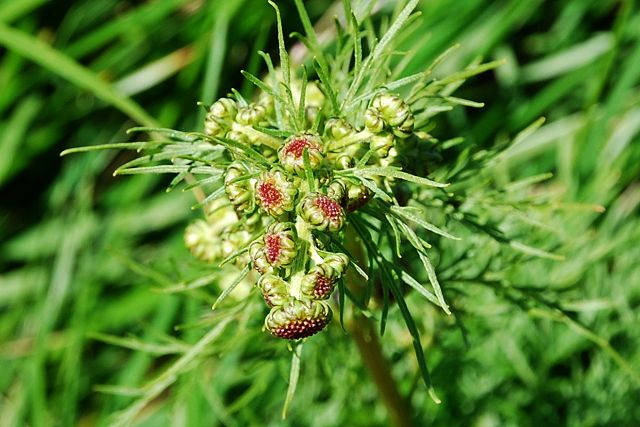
[283,137,312,158]
[264,233,282,264]
[257,181,282,207]
[314,196,342,221]
[313,275,332,298]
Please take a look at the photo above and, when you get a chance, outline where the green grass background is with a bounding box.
[1,0,639,426]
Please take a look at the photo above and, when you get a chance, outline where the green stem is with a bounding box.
[344,226,414,427]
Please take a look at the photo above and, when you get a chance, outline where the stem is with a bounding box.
[344,226,414,427]
[231,121,282,149]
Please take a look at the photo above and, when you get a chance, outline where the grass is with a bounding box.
[1,0,639,426]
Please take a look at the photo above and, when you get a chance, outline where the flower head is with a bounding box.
[204,98,237,137]
[257,274,290,307]
[278,132,324,174]
[298,193,346,232]
[265,299,332,340]
[300,252,349,299]
[224,161,254,214]
[365,93,414,138]
[263,222,297,267]
[254,169,297,217]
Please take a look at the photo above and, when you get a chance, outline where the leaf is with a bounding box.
[211,265,251,311]
[114,165,220,176]
[356,166,449,188]
[60,141,165,156]
[390,205,460,240]
[344,0,420,104]
[269,1,290,88]
[351,217,440,402]
[282,344,303,419]
[415,251,451,315]
[399,270,442,307]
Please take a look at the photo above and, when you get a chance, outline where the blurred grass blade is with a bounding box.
[0,22,159,127]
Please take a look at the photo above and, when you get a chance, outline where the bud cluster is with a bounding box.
[187,78,421,340]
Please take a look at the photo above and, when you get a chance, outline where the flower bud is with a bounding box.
[298,193,346,232]
[278,132,324,174]
[366,93,415,138]
[325,118,354,141]
[265,299,332,340]
[254,169,297,217]
[325,119,358,169]
[370,133,395,155]
[249,241,272,274]
[257,274,290,307]
[300,253,349,300]
[210,98,238,120]
[263,222,297,267]
[327,177,371,212]
[345,180,372,212]
[205,98,237,137]
[364,108,385,133]
[235,103,267,126]
[326,179,348,203]
[204,116,225,137]
[224,161,254,214]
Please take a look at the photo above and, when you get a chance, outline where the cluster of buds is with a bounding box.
[185,82,421,340]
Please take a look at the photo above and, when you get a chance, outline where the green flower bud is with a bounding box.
[278,132,324,175]
[366,93,415,138]
[298,193,346,232]
[263,222,297,267]
[249,241,273,274]
[235,103,267,126]
[300,253,349,299]
[325,118,358,169]
[205,98,237,137]
[326,177,371,213]
[224,161,254,214]
[254,169,297,217]
[257,274,290,307]
[210,98,238,120]
[369,133,395,158]
[345,180,372,212]
[364,108,385,133]
[204,116,225,137]
[326,179,348,202]
[325,118,354,141]
[265,299,332,340]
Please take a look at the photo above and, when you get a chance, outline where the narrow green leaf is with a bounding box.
[115,165,220,176]
[282,344,302,419]
[416,251,451,315]
[390,205,460,240]
[269,1,290,89]
[211,265,251,311]
[356,166,449,188]
[400,270,441,307]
